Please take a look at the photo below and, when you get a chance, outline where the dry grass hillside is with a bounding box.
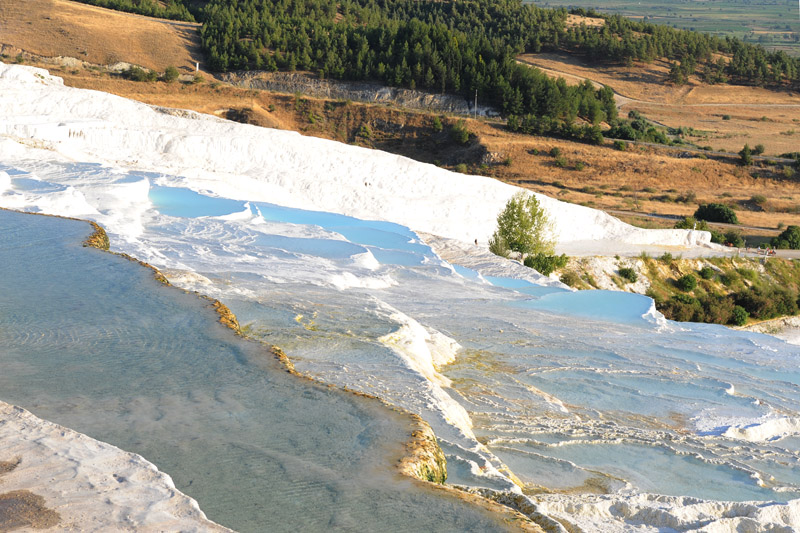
[0,0,201,72]
[3,0,800,245]
[518,52,800,155]
[477,123,800,234]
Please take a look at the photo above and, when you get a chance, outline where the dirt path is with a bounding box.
[606,209,777,232]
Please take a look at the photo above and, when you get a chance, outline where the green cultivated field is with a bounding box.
[529,0,800,55]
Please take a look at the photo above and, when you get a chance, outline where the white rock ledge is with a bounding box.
[0,401,230,532]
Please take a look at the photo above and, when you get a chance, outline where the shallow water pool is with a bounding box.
[0,209,516,533]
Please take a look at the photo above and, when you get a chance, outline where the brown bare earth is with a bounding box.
[564,14,605,28]
[0,459,19,476]
[0,490,60,531]
[0,0,202,72]
[0,461,60,531]
[518,53,800,155]
[3,0,800,244]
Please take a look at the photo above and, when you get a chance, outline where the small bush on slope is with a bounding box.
[489,192,554,258]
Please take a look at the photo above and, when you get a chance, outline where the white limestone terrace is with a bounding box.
[6,62,794,533]
[0,62,713,256]
[0,402,230,532]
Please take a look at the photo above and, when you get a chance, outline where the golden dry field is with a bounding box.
[476,122,800,233]
[518,52,800,155]
[564,14,605,28]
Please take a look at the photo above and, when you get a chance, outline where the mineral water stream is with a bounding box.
[3,158,800,530]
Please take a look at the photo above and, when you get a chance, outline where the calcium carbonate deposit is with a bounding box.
[2,62,800,532]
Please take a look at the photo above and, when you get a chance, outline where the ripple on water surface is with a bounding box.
[0,210,515,533]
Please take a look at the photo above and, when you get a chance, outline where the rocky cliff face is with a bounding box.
[222,71,497,116]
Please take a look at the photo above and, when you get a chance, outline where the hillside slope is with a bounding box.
[0,0,201,72]
[3,0,800,241]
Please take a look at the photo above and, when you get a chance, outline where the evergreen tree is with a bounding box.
[739,144,753,166]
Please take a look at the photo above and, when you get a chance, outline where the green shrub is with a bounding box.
[488,233,509,257]
[163,66,180,82]
[125,66,157,82]
[710,230,725,244]
[554,156,567,168]
[549,147,561,157]
[720,271,739,287]
[734,286,799,320]
[450,120,471,144]
[560,271,580,287]
[674,216,709,231]
[730,305,749,326]
[574,161,586,171]
[489,192,555,258]
[750,194,767,205]
[432,116,443,133]
[268,104,276,112]
[677,274,697,291]
[524,253,569,276]
[753,144,765,156]
[613,140,627,151]
[454,163,468,174]
[658,294,702,322]
[736,268,757,282]
[618,267,638,283]
[659,252,674,264]
[722,114,731,120]
[694,203,739,224]
[739,144,753,166]
[771,225,800,249]
[724,230,745,247]
[506,115,520,131]
[701,294,735,324]
[699,266,715,280]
